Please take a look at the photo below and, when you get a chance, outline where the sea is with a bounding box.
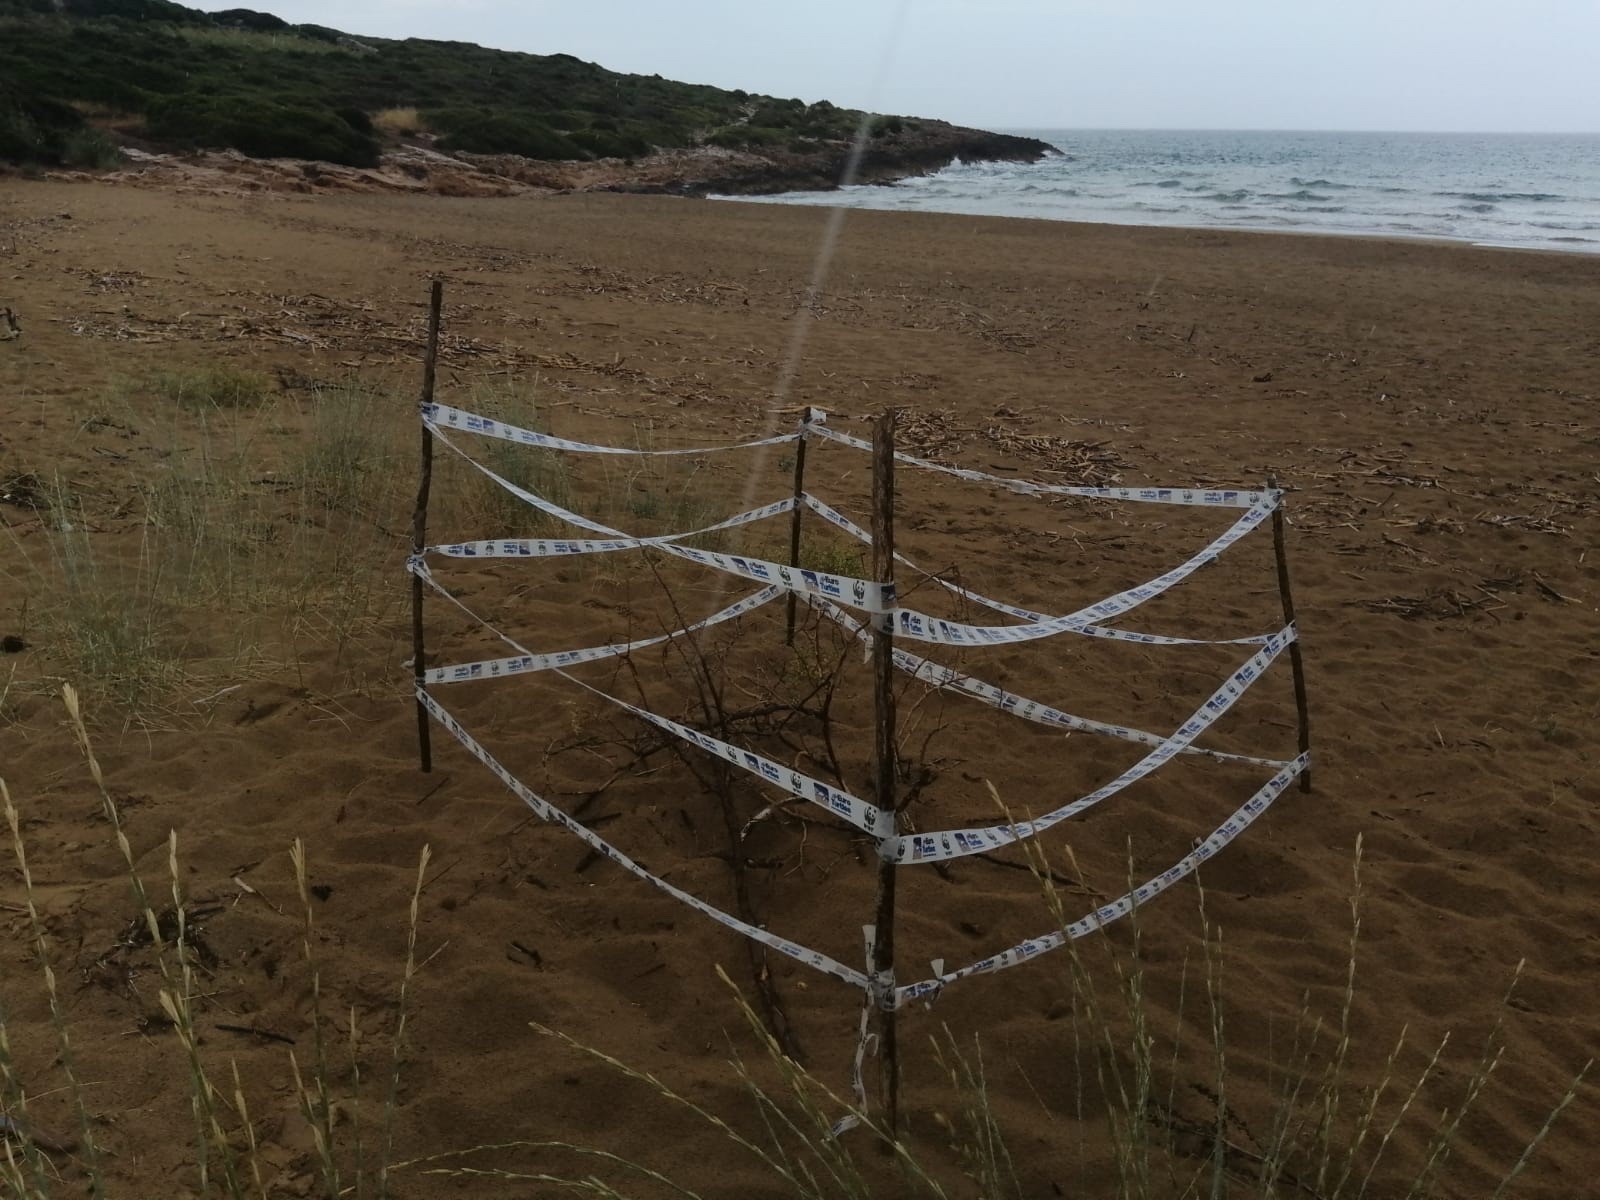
[725,129,1600,254]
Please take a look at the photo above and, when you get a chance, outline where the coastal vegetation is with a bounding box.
[0,0,1045,178]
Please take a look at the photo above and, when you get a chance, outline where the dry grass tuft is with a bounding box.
[372,107,426,137]
[2,374,415,718]
[37,481,188,710]
[151,365,273,410]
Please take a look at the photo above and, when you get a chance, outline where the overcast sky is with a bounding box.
[192,1,1600,133]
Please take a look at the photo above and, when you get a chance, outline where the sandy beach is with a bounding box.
[1,180,1597,1197]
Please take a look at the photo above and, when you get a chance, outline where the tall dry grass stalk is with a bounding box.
[290,838,340,1199]
[289,838,432,1200]
[931,1030,1016,1198]
[66,684,260,1196]
[1,780,105,1197]
[378,844,430,1200]
[346,1009,366,1200]
[161,831,249,1197]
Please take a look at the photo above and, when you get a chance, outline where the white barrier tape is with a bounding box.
[409,557,889,837]
[829,926,882,1137]
[883,629,1296,865]
[421,584,784,685]
[808,595,1289,771]
[430,423,626,536]
[414,408,1313,1034]
[893,647,1293,771]
[434,422,1266,638]
[830,1000,874,1137]
[423,401,801,456]
[410,555,544,661]
[551,668,893,839]
[804,421,1276,509]
[800,493,1275,648]
[886,501,1276,647]
[422,690,870,991]
[892,753,1310,1007]
[429,498,797,559]
[656,541,895,614]
[431,424,898,613]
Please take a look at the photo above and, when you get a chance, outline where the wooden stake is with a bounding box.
[411,280,444,773]
[784,407,813,646]
[1268,476,1312,792]
[867,410,900,1145]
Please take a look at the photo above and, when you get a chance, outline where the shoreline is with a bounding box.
[706,189,1600,262]
[30,134,1596,259]
[721,125,1600,259]
[711,190,1600,259]
[19,169,1598,267]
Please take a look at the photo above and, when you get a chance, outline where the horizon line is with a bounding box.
[994,125,1600,138]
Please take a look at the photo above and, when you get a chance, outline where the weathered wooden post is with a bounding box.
[1268,475,1312,791]
[868,410,901,1142]
[784,406,815,646]
[410,280,444,772]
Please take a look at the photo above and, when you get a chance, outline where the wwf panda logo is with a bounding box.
[852,579,867,603]
[778,566,793,585]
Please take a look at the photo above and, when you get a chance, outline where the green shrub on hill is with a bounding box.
[61,126,123,168]
[0,84,85,164]
[144,94,380,165]
[293,22,344,44]
[425,108,582,160]
[211,6,289,31]
[707,125,790,151]
[335,105,374,134]
[0,0,916,169]
[621,119,694,149]
[567,127,651,159]
[748,98,805,128]
[61,0,208,20]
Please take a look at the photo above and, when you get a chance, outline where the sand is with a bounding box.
[1,179,1597,1197]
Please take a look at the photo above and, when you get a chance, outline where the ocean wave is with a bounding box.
[741,131,1600,255]
[1438,190,1563,203]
